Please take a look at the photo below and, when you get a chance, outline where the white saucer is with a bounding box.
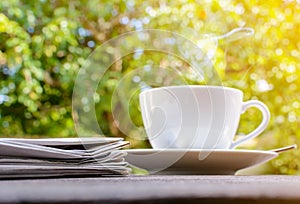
[124,149,278,175]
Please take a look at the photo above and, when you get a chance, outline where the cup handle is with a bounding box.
[230,100,270,149]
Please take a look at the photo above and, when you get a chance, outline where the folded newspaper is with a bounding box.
[0,137,130,178]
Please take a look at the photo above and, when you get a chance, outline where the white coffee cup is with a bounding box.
[139,85,270,149]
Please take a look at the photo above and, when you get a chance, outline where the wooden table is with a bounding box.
[0,175,300,203]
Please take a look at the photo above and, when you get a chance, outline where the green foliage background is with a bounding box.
[1,0,300,174]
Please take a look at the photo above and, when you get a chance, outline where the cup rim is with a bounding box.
[140,85,243,95]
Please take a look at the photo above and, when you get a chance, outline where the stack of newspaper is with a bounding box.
[0,137,130,178]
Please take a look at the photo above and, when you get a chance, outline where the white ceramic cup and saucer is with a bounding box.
[124,85,275,175]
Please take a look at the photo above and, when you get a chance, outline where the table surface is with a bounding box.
[1,175,300,203]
